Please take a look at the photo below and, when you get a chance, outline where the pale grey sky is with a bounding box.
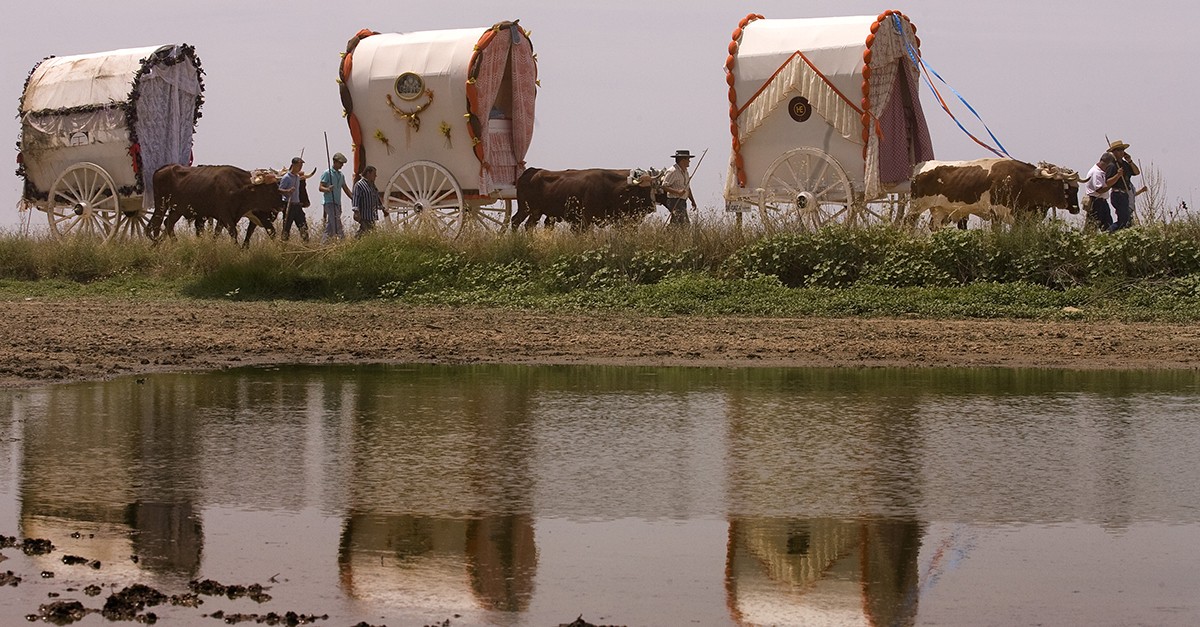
[4,1,1195,231]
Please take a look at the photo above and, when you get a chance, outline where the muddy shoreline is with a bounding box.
[2,297,1197,388]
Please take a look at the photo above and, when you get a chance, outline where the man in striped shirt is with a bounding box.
[352,165,384,237]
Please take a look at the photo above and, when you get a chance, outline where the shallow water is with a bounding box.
[2,365,1199,626]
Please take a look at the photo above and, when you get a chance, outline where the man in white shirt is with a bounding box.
[662,149,696,226]
[1082,152,1121,231]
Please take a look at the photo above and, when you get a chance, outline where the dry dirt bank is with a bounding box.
[1,297,1197,387]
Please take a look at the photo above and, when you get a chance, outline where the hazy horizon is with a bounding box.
[4,1,1194,232]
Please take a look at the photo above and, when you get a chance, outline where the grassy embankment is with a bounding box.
[1,219,1199,321]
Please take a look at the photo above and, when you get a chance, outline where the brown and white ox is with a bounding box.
[511,167,666,231]
[149,165,286,246]
[906,159,1083,229]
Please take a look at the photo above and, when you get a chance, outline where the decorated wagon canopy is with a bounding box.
[17,44,204,206]
[725,12,934,200]
[339,21,536,196]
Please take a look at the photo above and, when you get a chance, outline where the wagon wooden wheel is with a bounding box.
[110,201,153,241]
[46,162,120,239]
[854,192,909,226]
[759,147,855,232]
[383,160,465,237]
[459,200,512,235]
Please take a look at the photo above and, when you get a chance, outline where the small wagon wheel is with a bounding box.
[759,147,855,232]
[110,200,153,241]
[46,162,121,239]
[383,160,465,237]
[460,199,512,235]
[854,192,910,227]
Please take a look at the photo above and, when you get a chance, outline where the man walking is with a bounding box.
[319,152,353,243]
[662,149,697,226]
[1105,139,1140,232]
[1083,152,1122,232]
[278,156,310,242]
[351,165,384,238]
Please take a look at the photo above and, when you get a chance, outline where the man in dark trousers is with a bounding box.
[1105,139,1140,232]
[278,156,310,242]
[661,149,696,226]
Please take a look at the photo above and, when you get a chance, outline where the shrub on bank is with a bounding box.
[1,219,1198,320]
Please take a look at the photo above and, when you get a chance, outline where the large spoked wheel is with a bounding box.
[46,162,120,239]
[759,147,854,232]
[383,160,465,237]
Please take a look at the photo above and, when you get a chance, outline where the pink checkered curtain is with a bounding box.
[508,33,536,172]
[474,34,511,192]
[877,65,934,186]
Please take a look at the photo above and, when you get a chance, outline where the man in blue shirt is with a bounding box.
[319,152,353,243]
[278,156,309,242]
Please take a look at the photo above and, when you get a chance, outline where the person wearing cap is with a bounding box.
[1105,139,1140,232]
[278,156,310,242]
[319,152,354,243]
[1083,152,1123,231]
[662,149,697,226]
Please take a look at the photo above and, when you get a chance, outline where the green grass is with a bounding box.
[2,219,1199,322]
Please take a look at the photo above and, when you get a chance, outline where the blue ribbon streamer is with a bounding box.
[891,14,1013,159]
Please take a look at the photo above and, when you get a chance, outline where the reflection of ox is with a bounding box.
[907,159,1082,229]
[511,167,664,230]
[149,165,285,245]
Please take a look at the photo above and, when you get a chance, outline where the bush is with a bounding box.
[2,219,1199,321]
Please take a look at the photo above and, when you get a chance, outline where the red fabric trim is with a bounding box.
[726,13,764,189]
[128,143,141,175]
[341,29,378,177]
[467,27,501,171]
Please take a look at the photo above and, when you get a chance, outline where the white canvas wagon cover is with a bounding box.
[339,21,536,196]
[17,44,204,204]
[725,11,933,199]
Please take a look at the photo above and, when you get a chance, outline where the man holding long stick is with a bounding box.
[662,149,700,226]
[1105,139,1140,232]
[319,151,353,243]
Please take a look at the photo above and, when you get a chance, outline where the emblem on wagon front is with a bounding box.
[788,96,812,123]
[387,72,435,132]
[394,72,425,100]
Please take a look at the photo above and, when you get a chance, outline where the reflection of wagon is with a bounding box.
[339,21,537,237]
[17,44,204,240]
[723,12,935,231]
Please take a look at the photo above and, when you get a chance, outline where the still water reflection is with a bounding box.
[1,365,1199,625]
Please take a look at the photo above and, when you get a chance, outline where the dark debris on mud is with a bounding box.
[0,534,54,555]
[205,609,328,625]
[189,578,273,603]
[4,531,613,626]
[25,600,94,626]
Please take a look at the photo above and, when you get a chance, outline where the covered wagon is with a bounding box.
[17,44,204,240]
[724,11,934,231]
[339,20,536,237]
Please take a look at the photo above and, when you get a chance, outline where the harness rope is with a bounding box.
[892,14,1013,159]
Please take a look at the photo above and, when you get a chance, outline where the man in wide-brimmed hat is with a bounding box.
[1105,139,1140,232]
[662,149,697,226]
[319,152,354,243]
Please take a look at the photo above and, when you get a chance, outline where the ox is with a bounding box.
[149,165,285,246]
[511,167,665,231]
[907,159,1082,229]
